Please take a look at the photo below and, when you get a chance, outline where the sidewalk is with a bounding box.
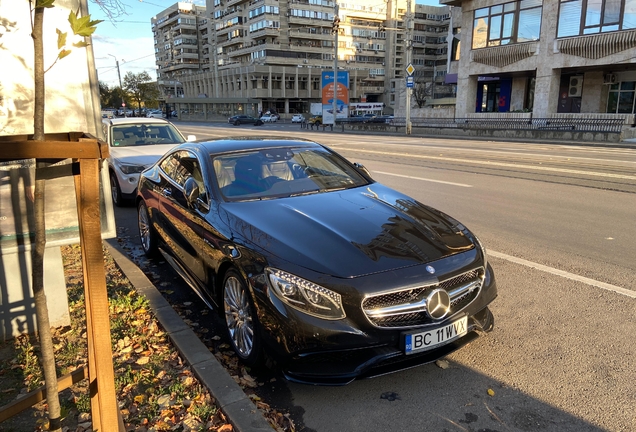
[104,239,273,432]
[171,119,636,150]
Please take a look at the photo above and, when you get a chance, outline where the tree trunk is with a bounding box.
[32,5,62,432]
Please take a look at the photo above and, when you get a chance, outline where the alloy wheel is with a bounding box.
[224,275,254,358]
[137,201,155,256]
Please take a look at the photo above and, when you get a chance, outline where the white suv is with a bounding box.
[102,117,196,206]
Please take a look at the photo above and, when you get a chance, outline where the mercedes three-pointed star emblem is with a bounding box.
[426,288,451,320]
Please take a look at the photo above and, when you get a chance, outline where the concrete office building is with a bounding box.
[443,0,636,124]
[153,2,208,100]
[152,1,454,121]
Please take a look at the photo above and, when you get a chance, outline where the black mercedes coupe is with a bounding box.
[136,137,497,384]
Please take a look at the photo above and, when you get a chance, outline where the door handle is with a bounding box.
[162,188,172,197]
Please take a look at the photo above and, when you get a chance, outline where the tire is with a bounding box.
[110,172,123,207]
[234,120,240,126]
[137,200,158,257]
[223,269,262,366]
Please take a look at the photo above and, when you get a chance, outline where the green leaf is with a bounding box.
[58,49,72,60]
[56,29,67,50]
[76,24,101,37]
[35,0,56,8]
[68,11,102,37]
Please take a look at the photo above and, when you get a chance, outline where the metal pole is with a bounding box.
[405,0,413,135]
[108,54,125,116]
[332,3,340,128]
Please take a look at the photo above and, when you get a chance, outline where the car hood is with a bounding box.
[109,144,180,167]
[221,184,474,278]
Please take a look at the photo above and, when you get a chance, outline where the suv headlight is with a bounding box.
[266,268,345,320]
[118,163,146,175]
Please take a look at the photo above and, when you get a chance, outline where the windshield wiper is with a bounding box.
[289,189,321,197]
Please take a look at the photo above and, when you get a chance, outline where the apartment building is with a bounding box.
[152,1,452,120]
[443,0,636,120]
[152,2,208,99]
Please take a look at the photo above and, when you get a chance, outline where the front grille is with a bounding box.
[362,268,483,328]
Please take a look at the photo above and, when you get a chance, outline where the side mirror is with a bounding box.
[186,135,197,142]
[353,162,371,178]
[184,177,200,207]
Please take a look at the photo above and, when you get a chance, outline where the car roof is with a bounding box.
[180,136,321,155]
[104,117,171,126]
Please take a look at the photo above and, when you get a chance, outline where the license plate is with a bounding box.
[404,316,468,355]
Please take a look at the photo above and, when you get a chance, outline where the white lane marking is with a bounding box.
[373,171,473,188]
[489,250,636,299]
[374,143,636,165]
[338,147,636,180]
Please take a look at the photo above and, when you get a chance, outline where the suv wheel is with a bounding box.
[110,172,123,207]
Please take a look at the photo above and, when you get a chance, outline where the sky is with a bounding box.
[91,0,207,88]
[90,0,442,89]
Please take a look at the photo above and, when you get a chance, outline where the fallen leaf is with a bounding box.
[487,388,495,397]
[435,360,450,369]
[157,394,173,408]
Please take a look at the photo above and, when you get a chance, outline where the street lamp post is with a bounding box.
[108,54,125,116]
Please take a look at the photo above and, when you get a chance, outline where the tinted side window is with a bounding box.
[165,151,208,205]
[159,153,180,178]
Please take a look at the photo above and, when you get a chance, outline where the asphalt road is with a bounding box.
[113,123,636,432]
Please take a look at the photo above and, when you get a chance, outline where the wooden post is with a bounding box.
[0,133,123,431]
[74,155,124,431]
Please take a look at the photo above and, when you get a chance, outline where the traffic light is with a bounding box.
[332,16,340,34]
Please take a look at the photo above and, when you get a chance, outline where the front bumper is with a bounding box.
[252,263,497,385]
[284,307,494,385]
[114,169,141,196]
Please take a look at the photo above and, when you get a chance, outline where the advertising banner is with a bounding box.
[321,71,349,124]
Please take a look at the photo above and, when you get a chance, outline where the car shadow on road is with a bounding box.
[270,358,606,432]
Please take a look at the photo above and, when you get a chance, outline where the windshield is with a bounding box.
[111,124,185,147]
[214,147,370,201]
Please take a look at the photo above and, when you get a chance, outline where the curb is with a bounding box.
[104,239,272,432]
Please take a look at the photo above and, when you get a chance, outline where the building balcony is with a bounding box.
[226,0,245,8]
[471,41,538,67]
[248,27,280,38]
[216,25,246,38]
[175,52,199,61]
[218,38,245,49]
[357,85,384,94]
[556,29,636,59]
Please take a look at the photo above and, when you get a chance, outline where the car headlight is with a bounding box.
[474,235,488,269]
[266,268,345,320]
[118,163,146,174]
